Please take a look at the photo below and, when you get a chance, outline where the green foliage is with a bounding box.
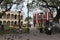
[44,0,60,6]
[4,24,10,30]
[22,28,30,33]
[4,0,12,3]
[52,27,60,33]
[26,28,30,33]
[25,17,32,21]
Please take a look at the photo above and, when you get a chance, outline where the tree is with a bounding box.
[25,17,32,28]
[0,0,24,26]
[49,0,60,22]
[0,0,12,18]
[25,17,32,22]
[42,0,60,22]
[32,0,60,22]
[0,0,24,18]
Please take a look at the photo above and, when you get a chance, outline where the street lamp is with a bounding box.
[18,11,21,28]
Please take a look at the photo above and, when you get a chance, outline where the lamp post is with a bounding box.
[18,11,21,28]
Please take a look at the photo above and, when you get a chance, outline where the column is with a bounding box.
[47,12,48,20]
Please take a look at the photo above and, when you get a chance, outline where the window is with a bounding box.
[7,21,10,25]
[38,16,41,18]
[14,15,17,19]
[0,21,2,25]
[14,21,17,25]
[7,14,10,19]
[3,14,6,19]
[0,13,2,18]
[38,16,41,20]
[11,21,13,25]
[11,14,14,19]
[3,21,6,25]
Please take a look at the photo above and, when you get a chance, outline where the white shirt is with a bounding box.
[48,27,51,30]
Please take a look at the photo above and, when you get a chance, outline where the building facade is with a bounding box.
[33,12,52,28]
[0,10,24,28]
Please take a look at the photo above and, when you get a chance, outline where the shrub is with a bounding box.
[26,28,30,33]
[52,27,60,33]
[20,27,30,34]
[4,24,10,31]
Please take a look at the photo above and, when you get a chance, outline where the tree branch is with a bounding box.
[0,3,12,18]
[0,0,3,4]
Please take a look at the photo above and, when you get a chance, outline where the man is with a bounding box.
[47,24,52,35]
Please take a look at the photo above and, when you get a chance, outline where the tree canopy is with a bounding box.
[0,0,24,18]
[0,0,60,22]
[25,17,32,22]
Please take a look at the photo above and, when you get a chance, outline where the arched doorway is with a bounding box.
[7,21,10,26]
[7,14,10,19]
[11,14,14,19]
[3,21,6,25]
[11,21,14,26]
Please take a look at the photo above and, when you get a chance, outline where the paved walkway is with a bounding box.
[0,28,60,40]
